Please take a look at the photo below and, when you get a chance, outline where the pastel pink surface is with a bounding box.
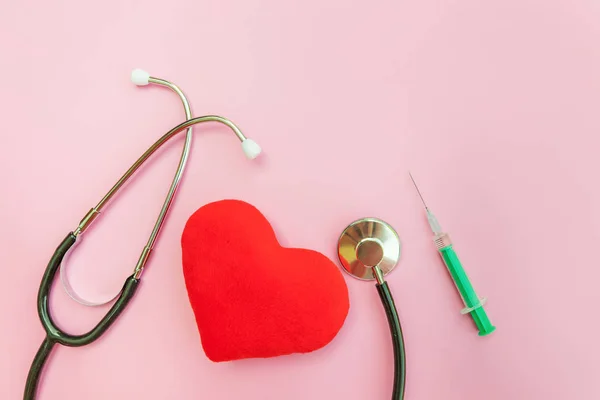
[1,0,599,399]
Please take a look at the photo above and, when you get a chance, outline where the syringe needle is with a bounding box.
[408,171,496,337]
[409,171,428,211]
[409,172,442,233]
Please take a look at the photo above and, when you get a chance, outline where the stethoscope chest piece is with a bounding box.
[337,217,401,280]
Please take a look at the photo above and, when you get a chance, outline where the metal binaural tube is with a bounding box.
[65,74,197,307]
[126,115,248,279]
[87,116,246,221]
[68,114,248,279]
[72,114,248,277]
[144,76,194,250]
[74,76,196,237]
[85,114,246,221]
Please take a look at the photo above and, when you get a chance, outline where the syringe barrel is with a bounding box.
[434,233,496,336]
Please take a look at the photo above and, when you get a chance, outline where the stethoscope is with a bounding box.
[23,69,262,400]
[24,70,406,400]
[337,218,406,400]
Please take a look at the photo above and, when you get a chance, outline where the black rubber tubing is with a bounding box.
[22,337,54,400]
[24,232,140,400]
[376,281,406,400]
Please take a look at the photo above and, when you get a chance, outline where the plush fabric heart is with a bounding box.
[180,199,350,362]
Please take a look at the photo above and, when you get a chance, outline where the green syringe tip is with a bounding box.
[470,307,496,336]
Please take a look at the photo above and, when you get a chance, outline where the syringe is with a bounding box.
[409,173,496,336]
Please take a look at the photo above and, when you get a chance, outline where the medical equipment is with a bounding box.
[337,218,406,400]
[409,173,495,336]
[59,68,194,306]
[23,71,262,400]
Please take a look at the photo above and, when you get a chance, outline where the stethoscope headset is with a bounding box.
[23,70,406,400]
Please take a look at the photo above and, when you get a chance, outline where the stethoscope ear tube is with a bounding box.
[376,281,406,400]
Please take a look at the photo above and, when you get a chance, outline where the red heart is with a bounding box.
[180,199,350,362]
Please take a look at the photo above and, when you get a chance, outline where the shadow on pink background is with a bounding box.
[1,0,600,399]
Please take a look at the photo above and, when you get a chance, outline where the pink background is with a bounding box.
[2,0,600,398]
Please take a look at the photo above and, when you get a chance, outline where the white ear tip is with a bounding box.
[241,139,262,159]
[131,68,150,86]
